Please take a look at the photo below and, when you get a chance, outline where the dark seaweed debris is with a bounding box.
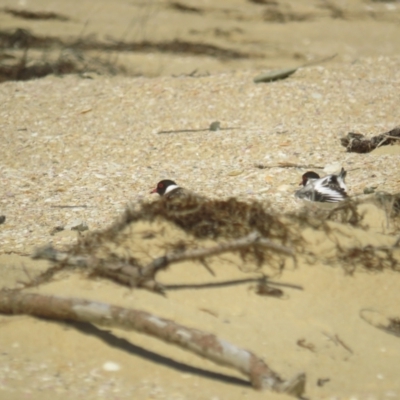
[0,27,255,82]
[3,8,69,21]
[76,195,301,271]
[71,194,400,275]
[340,127,400,153]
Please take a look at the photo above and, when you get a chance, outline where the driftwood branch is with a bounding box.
[0,289,305,396]
[32,232,294,294]
[31,246,165,293]
[141,231,294,278]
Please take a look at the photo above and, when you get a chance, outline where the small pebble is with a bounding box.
[64,219,89,232]
[364,186,377,194]
[311,92,322,99]
[277,184,291,192]
[228,170,243,176]
[50,225,64,235]
[102,361,121,372]
[209,121,221,131]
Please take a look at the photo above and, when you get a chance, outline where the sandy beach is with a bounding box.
[1,1,400,399]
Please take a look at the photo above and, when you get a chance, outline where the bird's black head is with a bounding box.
[151,179,178,196]
[300,171,320,186]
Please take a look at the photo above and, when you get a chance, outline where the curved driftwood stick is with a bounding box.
[0,290,305,396]
[32,232,294,294]
[141,231,294,278]
[31,247,161,292]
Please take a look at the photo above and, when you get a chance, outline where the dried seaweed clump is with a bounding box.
[30,196,306,293]
[76,195,302,268]
[386,318,400,337]
[132,195,294,240]
[334,243,400,275]
[285,198,400,273]
[0,28,126,83]
[286,199,366,231]
[340,127,400,153]
[30,191,400,294]
[372,191,400,218]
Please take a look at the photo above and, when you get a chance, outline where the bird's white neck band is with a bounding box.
[165,184,179,194]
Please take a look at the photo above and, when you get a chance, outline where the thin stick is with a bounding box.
[255,163,324,170]
[334,334,354,354]
[384,135,400,141]
[376,136,388,148]
[158,127,239,134]
[322,331,353,354]
[164,277,303,291]
[50,205,92,208]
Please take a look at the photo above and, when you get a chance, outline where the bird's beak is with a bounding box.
[150,187,157,194]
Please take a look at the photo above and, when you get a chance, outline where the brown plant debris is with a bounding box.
[75,39,252,59]
[0,28,253,58]
[0,28,61,48]
[340,127,400,153]
[288,198,366,229]
[372,191,400,218]
[74,196,301,273]
[296,339,316,352]
[169,2,203,13]
[0,289,306,395]
[317,378,331,387]
[322,332,353,354]
[0,29,127,83]
[253,276,287,297]
[383,318,400,337]
[263,5,312,23]
[248,0,278,4]
[333,243,400,275]
[0,51,79,83]
[30,195,300,292]
[360,309,400,338]
[32,230,294,294]
[0,28,255,82]
[319,0,346,19]
[255,162,324,169]
[3,8,69,21]
[254,282,284,298]
[30,194,400,294]
[324,199,367,226]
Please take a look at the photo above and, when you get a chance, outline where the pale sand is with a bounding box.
[1,58,400,400]
[1,1,400,399]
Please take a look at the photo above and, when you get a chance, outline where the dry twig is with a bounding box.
[322,331,353,354]
[141,231,294,278]
[32,232,294,293]
[255,162,324,169]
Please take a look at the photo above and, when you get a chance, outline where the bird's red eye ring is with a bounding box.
[158,183,164,188]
